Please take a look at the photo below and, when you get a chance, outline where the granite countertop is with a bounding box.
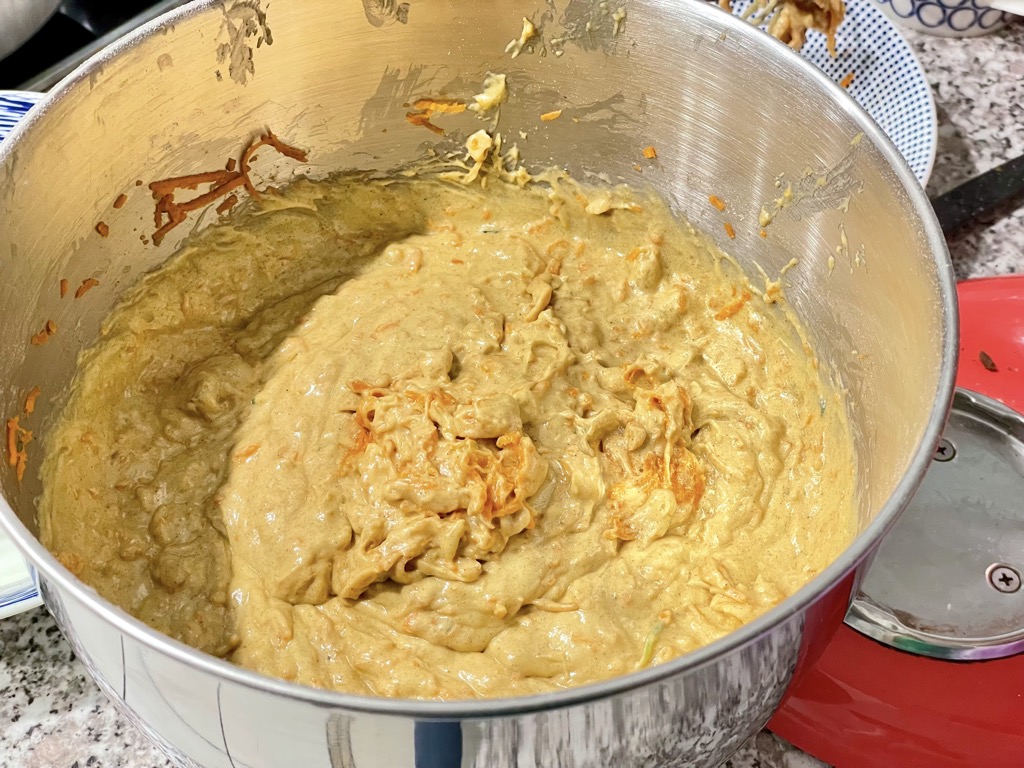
[1,18,1022,768]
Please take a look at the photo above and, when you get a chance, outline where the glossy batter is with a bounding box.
[40,172,855,699]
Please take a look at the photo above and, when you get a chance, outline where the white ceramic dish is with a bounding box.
[874,0,1011,38]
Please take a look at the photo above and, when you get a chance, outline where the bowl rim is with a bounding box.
[0,0,959,719]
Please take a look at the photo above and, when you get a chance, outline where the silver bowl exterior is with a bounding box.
[0,0,61,62]
[0,1,957,766]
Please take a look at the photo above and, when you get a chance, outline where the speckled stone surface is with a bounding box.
[911,21,1024,279]
[2,18,1022,768]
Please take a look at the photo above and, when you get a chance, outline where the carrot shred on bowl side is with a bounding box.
[216,194,239,215]
[30,320,57,346]
[6,416,32,483]
[75,278,100,299]
[5,418,18,467]
[148,130,308,246]
[24,387,41,415]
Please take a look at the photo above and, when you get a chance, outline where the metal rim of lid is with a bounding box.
[845,388,1024,661]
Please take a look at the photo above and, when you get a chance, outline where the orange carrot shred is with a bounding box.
[6,416,32,483]
[96,221,110,238]
[75,278,100,299]
[30,320,56,345]
[148,131,307,246]
[113,193,128,209]
[709,194,726,211]
[149,170,235,197]
[724,222,736,239]
[411,98,466,115]
[24,387,40,415]
[216,194,239,215]
[840,72,855,89]
[642,145,657,159]
[405,111,445,135]
[59,278,69,298]
[6,418,18,467]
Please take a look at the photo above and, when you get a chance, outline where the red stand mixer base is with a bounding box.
[769,277,1024,768]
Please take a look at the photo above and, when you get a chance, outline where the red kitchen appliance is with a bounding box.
[770,276,1024,768]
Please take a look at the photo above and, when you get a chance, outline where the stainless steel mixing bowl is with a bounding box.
[0,0,60,62]
[0,1,956,766]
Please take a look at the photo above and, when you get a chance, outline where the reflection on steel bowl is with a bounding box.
[0,0,60,62]
[0,0,955,766]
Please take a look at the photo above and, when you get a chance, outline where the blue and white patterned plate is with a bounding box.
[731,0,938,184]
[0,90,41,141]
[0,90,45,620]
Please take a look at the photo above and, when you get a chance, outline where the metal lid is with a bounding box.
[846,388,1024,661]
